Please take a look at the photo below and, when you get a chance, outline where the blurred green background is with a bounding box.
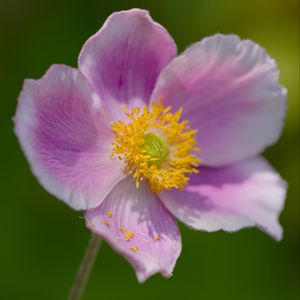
[0,0,299,299]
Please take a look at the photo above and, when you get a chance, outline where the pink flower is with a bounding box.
[14,9,287,282]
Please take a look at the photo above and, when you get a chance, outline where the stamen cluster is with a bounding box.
[111,101,200,193]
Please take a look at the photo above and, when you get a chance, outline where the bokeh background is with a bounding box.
[0,0,299,299]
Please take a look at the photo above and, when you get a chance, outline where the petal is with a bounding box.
[14,65,124,210]
[159,157,287,241]
[78,9,177,116]
[151,34,287,166]
[84,177,181,282]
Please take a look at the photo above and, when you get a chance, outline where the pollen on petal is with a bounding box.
[107,210,113,218]
[119,227,126,233]
[119,227,135,241]
[153,235,160,241]
[129,246,139,253]
[124,230,135,241]
[103,220,110,227]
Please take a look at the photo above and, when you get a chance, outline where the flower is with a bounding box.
[14,9,287,283]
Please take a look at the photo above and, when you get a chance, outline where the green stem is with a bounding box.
[67,233,102,300]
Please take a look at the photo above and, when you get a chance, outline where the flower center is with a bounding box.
[142,132,169,167]
[111,101,201,193]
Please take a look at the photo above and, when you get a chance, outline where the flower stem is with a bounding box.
[68,233,102,300]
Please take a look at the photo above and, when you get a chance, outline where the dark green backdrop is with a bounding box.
[0,0,299,299]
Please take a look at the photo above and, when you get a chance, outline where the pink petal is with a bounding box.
[151,34,287,166]
[159,157,287,241]
[84,177,181,282]
[14,65,124,210]
[78,9,176,119]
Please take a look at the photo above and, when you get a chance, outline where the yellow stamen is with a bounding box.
[111,100,201,193]
[107,210,113,218]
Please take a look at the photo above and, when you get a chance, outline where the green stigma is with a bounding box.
[142,132,169,166]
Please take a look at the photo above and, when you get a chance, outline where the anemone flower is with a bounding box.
[14,8,287,288]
